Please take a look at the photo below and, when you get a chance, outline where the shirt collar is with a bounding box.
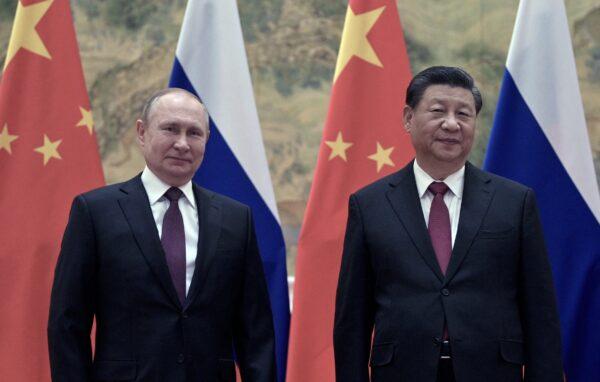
[141,166,196,208]
[413,159,465,199]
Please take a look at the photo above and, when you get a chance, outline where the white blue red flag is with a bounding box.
[169,1,290,381]
[484,1,600,381]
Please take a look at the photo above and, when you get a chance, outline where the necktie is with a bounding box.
[162,187,186,304]
[428,182,452,275]
[428,182,452,340]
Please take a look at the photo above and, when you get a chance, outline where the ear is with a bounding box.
[202,119,211,141]
[403,105,414,132]
[136,119,146,146]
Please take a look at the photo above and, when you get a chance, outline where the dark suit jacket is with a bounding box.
[334,161,563,382]
[48,175,276,382]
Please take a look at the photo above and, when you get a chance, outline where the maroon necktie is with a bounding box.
[428,182,452,275]
[162,187,186,304]
[428,182,452,340]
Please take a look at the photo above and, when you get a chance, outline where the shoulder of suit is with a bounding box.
[467,164,528,191]
[351,162,533,199]
[193,183,250,211]
[468,163,531,195]
[354,171,403,198]
[75,177,135,204]
[75,177,253,213]
[352,163,412,199]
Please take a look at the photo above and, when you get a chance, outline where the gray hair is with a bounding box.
[140,87,210,127]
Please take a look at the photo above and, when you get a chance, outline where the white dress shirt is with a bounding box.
[141,167,199,295]
[413,160,465,247]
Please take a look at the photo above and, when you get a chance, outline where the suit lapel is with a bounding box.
[118,175,182,309]
[386,162,445,282]
[444,162,493,284]
[184,185,221,309]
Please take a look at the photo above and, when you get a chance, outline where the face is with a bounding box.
[403,84,476,172]
[137,92,209,186]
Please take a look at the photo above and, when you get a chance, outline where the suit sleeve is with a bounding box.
[334,194,375,382]
[519,189,564,382]
[48,195,96,382]
[233,207,276,382]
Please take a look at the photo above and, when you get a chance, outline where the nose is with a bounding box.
[441,114,460,131]
[173,133,190,151]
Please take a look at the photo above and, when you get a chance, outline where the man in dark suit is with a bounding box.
[48,88,276,382]
[333,66,563,382]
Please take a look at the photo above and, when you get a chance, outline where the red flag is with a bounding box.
[286,1,413,380]
[0,0,104,379]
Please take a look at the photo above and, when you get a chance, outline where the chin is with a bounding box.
[169,177,193,187]
[165,170,193,183]
[166,163,191,173]
[434,150,460,160]
[433,153,465,166]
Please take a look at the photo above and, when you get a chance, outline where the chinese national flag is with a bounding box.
[286,1,413,380]
[0,0,104,380]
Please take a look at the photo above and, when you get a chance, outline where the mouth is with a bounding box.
[165,156,192,163]
[436,138,461,145]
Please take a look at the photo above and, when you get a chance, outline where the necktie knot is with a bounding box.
[165,187,183,202]
[428,182,449,196]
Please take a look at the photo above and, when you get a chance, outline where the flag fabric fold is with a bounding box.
[0,0,105,380]
[484,1,600,381]
[169,1,290,381]
[286,1,414,381]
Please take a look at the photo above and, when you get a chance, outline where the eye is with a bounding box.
[188,128,204,138]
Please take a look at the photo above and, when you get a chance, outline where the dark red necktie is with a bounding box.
[162,187,186,304]
[428,182,452,340]
[428,182,452,275]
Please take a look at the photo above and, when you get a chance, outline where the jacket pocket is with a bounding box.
[369,342,394,367]
[500,339,524,365]
[218,358,236,382]
[92,360,136,381]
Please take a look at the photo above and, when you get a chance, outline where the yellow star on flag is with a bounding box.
[0,124,19,154]
[325,131,353,161]
[4,0,54,70]
[368,142,395,172]
[77,106,94,134]
[333,5,385,82]
[34,134,62,165]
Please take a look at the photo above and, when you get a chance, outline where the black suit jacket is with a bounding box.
[48,175,276,382]
[334,161,563,382]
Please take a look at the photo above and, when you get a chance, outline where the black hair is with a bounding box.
[405,66,482,114]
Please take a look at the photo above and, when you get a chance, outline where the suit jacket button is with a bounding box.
[177,353,185,364]
[182,312,189,319]
[441,288,450,296]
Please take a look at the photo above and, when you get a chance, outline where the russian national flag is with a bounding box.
[484,1,600,381]
[168,1,290,381]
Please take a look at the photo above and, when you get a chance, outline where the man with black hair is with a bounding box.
[334,66,563,382]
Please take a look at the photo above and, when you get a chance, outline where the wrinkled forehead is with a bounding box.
[147,93,209,127]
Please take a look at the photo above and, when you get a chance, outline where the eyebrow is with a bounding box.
[429,98,474,109]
